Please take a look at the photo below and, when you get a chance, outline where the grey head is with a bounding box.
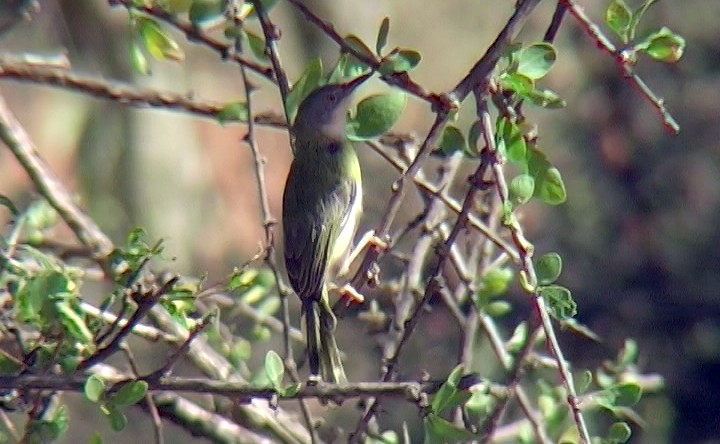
[292,73,371,140]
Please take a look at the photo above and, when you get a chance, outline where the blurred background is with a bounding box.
[1,0,718,443]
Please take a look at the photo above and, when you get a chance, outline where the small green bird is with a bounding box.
[282,74,370,383]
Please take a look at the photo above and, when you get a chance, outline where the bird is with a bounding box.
[282,73,371,383]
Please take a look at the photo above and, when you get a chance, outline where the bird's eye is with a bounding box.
[327,93,337,103]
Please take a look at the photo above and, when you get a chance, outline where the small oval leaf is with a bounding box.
[84,375,106,403]
[217,102,249,124]
[348,91,406,140]
[540,285,576,319]
[136,17,185,62]
[509,174,535,206]
[438,125,467,156]
[516,43,556,80]
[376,17,390,55]
[109,380,148,408]
[536,252,562,285]
[264,350,284,388]
[379,49,421,75]
[605,0,632,42]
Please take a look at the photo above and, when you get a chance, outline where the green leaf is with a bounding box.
[606,0,632,43]
[279,382,302,397]
[485,300,511,317]
[286,58,323,122]
[228,268,258,291]
[635,27,686,63]
[576,370,593,393]
[108,380,148,408]
[438,126,467,156]
[84,375,106,403]
[526,88,566,108]
[379,49,422,75]
[465,391,495,415]
[129,41,150,75]
[431,365,464,414]
[495,118,527,164]
[251,324,272,341]
[343,35,376,64]
[475,267,513,306]
[607,421,632,443]
[506,322,529,352]
[256,295,280,316]
[528,149,567,204]
[423,413,476,443]
[264,350,284,388]
[508,174,535,206]
[229,338,252,367]
[376,17,390,55]
[516,43,556,80]
[135,17,185,62]
[24,199,57,232]
[536,166,567,204]
[535,252,562,285]
[498,72,534,96]
[57,302,93,343]
[540,285,576,319]
[236,0,280,21]
[466,121,482,156]
[245,31,268,62]
[189,0,226,26]
[107,407,127,431]
[348,91,406,140]
[89,431,104,444]
[614,382,642,406]
[217,102,249,124]
[618,339,639,366]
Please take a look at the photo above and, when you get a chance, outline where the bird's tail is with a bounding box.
[303,294,347,384]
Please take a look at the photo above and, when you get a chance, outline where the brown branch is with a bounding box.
[0,61,227,119]
[0,374,505,403]
[251,0,293,129]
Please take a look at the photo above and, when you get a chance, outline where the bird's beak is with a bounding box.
[343,72,372,91]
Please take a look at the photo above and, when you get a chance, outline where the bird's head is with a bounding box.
[292,73,371,141]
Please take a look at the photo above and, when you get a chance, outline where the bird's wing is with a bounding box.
[283,163,356,300]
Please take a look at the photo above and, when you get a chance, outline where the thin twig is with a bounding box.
[561,0,680,134]
[145,314,214,380]
[110,0,274,81]
[0,61,226,118]
[0,374,505,402]
[283,0,452,111]
[251,0,293,130]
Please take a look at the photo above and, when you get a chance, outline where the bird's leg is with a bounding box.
[332,230,389,305]
[336,230,389,278]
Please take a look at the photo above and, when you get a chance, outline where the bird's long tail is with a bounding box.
[303,293,347,384]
